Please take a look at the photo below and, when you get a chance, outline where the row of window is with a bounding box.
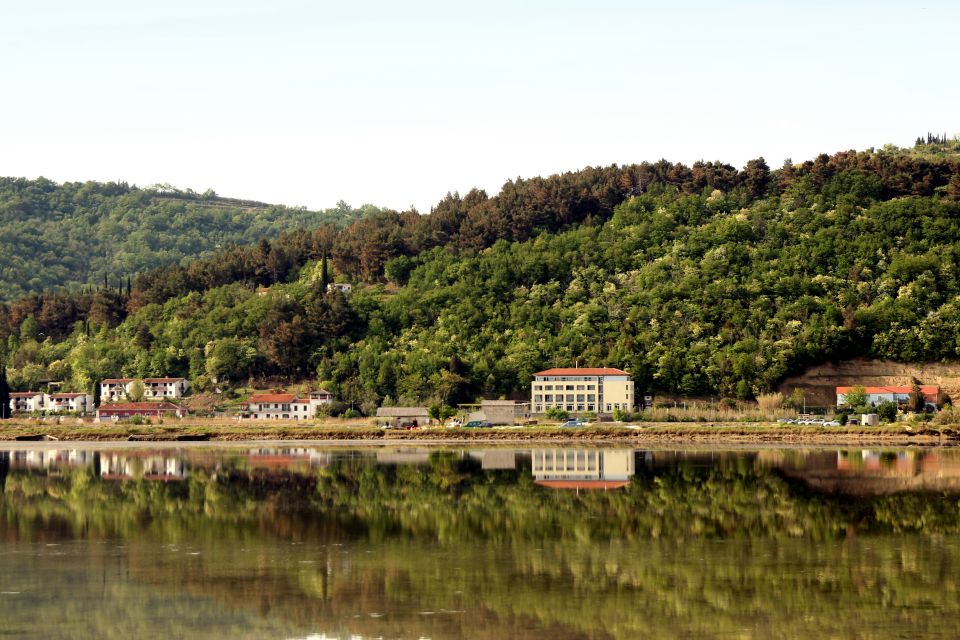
[532,402,630,413]
[534,394,597,403]
[532,384,597,391]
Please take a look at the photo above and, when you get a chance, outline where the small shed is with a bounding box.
[376,407,430,428]
[468,400,531,425]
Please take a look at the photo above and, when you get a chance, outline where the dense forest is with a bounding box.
[1,139,959,408]
[0,178,376,299]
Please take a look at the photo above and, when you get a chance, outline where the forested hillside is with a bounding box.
[0,178,375,299]
[1,140,959,409]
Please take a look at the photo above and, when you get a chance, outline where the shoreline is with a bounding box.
[0,422,957,446]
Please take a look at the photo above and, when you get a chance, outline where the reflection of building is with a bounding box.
[100,452,187,481]
[468,450,521,470]
[532,448,634,490]
[531,368,634,414]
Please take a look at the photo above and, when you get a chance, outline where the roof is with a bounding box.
[249,393,301,403]
[837,386,938,395]
[9,392,42,397]
[534,368,629,377]
[310,389,333,395]
[101,378,134,384]
[144,377,186,383]
[376,407,430,417]
[534,480,630,490]
[481,400,530,406]
[97,402,184,412]
[49,393,88,399]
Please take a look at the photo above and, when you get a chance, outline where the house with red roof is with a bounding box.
[246,393,314,420]
[47,392,94,414]
[531,367,634,414]
[96,402,187,421]
[100,378,135,402]
[836,385,941,411]
[8,392,46,413]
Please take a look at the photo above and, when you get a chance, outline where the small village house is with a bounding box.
[246,393,315,420]
[531,368,634,414]
[100,378,135,402]
[375,407,430,428]
[47,393,94,414]
[9,392,45,413]
[467,400,531,425]
[96,402,187,421]
[836,386,941,411]
[143,377,190,399]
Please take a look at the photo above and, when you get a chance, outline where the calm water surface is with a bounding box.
[2,445,960,639]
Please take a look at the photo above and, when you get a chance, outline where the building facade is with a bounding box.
[100,379,135,402]
[96,402,187,421]
[143,378,190,399]
[246,393,315,420]
[836,385,940,410]
[9,392,45,413]
[47,393,94,414]
[530,368,634,414]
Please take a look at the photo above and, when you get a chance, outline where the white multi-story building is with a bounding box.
[46,393,94,414]
[530,367,634,414]
[9,392,45,413]
[143,378,190,399]
[100,378,135,401]
[246,393,315,420]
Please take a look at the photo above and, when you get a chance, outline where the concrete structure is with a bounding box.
[531,448,635,490]
[46,393,94,414]
[375,407,430,428]
[861,413,880,426]
[309,389,335,405]
[100,378,135,402]
[9,392,45,413]
[327,283,352,294]
[531,368,634,414]
[836,385,940,410]
[246,393,315,420]
[143,377,190,399]
[467,400,531,425]
[96,402,187,421]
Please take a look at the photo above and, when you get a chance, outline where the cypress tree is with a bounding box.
[320,254,330,294]
[0,365,10,420]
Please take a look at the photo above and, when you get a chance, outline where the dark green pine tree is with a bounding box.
[0,365,10,419]
[320,253,330,294]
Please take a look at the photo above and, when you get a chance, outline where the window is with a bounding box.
[576,385,585,391]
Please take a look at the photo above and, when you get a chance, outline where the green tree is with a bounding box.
[0,365,10,419]
[844,385,868,408]
[127,379,145,402]
[876,400,898,423]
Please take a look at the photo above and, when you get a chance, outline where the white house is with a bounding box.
[246,393,315,420]
[309,389,335,405]
[47,393,94,414]
[9,392,45,413]
[100,378,135,402]
[326,283,352,294]
[143,378,190,399]
[836,386,940,410]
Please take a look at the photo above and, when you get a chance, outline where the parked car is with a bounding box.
[561,418,589,428]
[464,420,493,428]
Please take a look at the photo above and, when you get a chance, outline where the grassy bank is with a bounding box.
[0,419,957,445]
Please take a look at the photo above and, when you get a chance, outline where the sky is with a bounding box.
[1,0,958,212]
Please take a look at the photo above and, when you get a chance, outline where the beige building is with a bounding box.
[530,367,634,414]
[532,448,635,490]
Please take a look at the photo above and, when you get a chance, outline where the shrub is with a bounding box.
[757,392,784,413]
[545,408,570,421]
[876,401,898,423]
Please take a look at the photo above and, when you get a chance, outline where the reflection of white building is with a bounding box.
[100,453,187,481]
[532,448,635,489]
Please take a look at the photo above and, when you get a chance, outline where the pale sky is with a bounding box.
[2,1,957,212]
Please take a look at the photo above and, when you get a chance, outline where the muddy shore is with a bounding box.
[0,421,957,446]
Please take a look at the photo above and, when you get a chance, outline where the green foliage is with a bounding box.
[0,178,372,300]
[844,386,868,409]
[545,407,570,421]
[877,400,898,423]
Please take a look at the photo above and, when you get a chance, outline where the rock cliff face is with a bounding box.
[778,359,960,407]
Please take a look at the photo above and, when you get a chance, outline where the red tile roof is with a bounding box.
[535,368,629,377]
[249,393,301,403]
[102,378,134,384]
[49,393,88,398]
[837,385,938,396]
[144,378,186,383]
[9,392,41,397]
[98,402,184,411]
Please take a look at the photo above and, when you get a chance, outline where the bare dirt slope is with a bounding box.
[778,358,960,406]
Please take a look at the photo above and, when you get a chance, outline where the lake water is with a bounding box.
[2,445,960,639]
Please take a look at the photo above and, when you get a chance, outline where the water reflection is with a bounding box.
[3,445,960,639]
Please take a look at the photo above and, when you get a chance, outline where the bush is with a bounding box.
[837,412,848,425]
[342,408,361,419]
[876,401,898,423]
[756,392,784,413]
[545,408,570,421]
